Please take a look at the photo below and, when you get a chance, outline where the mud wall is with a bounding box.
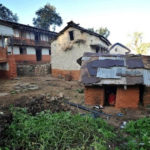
[143,87,150,107]
[84,86,104,105]
[115,86,139,108]
[52,69,80,81]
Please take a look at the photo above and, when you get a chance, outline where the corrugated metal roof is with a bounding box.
[97,68,121,79]
[99,56,124,60]
[80,53,150,87]
[126,56,144,68]
[143,70,150,86]
[96,77,126,85]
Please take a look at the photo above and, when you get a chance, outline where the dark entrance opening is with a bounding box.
[139,85,144,106]
[104,86,117,106]
[36,49,42,61]
[35,33,40,42]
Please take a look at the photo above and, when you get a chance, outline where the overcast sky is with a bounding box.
[1,0,150,44]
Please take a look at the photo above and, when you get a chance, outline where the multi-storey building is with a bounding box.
[0,19,57,77]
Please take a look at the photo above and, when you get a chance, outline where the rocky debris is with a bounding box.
[10,83,39,94]
[0,93,9,97]
[13,93,77,115]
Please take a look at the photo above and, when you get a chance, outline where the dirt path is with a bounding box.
[0,75,84,107]
[0,75,149,127]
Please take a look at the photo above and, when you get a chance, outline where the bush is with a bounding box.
[124,117,150,150]
[1,107,116,150]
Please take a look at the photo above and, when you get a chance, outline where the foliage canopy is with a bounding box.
[33,3,62,31]
[0,4,18,22]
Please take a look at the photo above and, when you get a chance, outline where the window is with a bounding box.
[69,31,74,41]
[49,49,51,55]
[19,47,26,55]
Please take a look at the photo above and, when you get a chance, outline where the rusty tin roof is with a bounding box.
[80,52,150,87]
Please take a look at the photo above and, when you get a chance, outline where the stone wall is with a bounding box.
[17,63,50,76]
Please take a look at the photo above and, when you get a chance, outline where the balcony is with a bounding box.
[0,47,7,63]
[9,37,50,48]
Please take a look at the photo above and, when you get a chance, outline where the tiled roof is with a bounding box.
[54,21,111,46]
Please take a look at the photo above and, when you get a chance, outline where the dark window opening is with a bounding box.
[19,47,26,55]
[104,86,117,106]
[76,57,82,66]
[69,31,74,41]
[96,47,99,53]
[49,49,51,55]
[21,31,26,38]
[35,33,40,42]
[36,49,42,61]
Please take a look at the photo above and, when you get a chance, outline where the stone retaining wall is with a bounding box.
[17,63,50,76]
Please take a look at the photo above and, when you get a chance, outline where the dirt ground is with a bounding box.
[0,75,150,127]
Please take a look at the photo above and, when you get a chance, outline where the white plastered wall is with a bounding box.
[0,25,13,36]
[41,34,48,41]
[26,32,35,40]
[13,46,20,55]
[13,29,20,37]
[42,48,49,55]
[110,45,129,54]
[51,27,109,70]
[26,47,36,55]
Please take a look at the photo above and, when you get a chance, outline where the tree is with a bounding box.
[33,3,62,31]
[0,4,18,22]
[87,27,110,38]
[96,27,110,38]
[87,28,95,32]
[128,32,150,54]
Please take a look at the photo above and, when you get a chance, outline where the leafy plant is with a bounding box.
[76,88,84,94]
[124,117,150,150]
[1,107,116,150]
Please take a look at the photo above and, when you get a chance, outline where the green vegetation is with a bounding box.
[124,117,150,150]
[33,3,62,31]
[1,108,116,150]
[1,108,150,150]
[127,32,150,54]
[76,88,84,93]
[0,3,18,22]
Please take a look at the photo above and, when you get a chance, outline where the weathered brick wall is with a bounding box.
[14,55,36,62]
[17,63,50,76]
[143,87,150,107]
[0,55,17,79]
[14,55,50,63]
[52,69,80,81]
[115,86,139,108]
[84,86,104,105]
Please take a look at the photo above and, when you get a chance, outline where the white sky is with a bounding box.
[1,0,150,45]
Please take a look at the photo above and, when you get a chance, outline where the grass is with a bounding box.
[0,107,150,150]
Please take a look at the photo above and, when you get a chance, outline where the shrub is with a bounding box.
[124,117,150,150]
[1,107,116,150]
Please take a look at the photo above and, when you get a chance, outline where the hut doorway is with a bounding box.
[139,85,144,106]
[104,86,117,106]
